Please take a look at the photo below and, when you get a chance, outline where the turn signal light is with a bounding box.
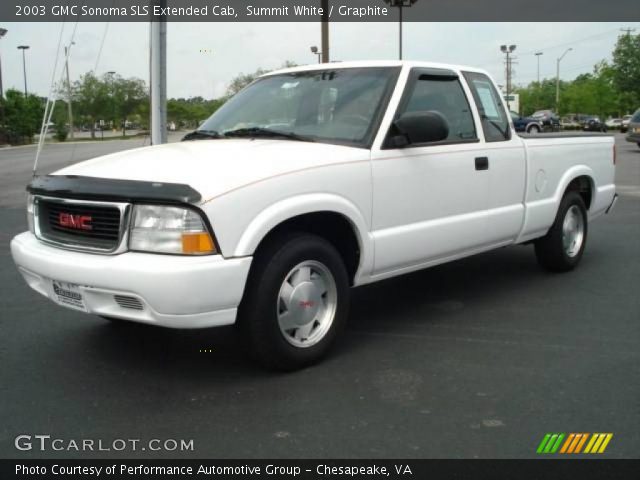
[182,232,215,254]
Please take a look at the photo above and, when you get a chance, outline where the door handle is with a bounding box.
[475,157,489,171]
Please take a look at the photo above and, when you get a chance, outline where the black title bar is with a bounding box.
[4,459,640,479]
[4,0,640,22]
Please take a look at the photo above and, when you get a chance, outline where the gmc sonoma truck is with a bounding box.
[11,61,617,370]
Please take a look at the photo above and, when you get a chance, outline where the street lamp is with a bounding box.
[556,47,572,112]
[17,45,29,97]
[310,46,322,64]
[500,44,516,110]
[384,0,418,60]
[107,71,116,135]
[0,28,7,98]
[534,51,544,110]
[535,51,543,84]
[65,41,75,139]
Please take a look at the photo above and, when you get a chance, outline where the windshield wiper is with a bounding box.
[223,127,314,143]
[182,129,223,141]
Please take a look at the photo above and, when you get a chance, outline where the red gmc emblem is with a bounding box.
[58,212,92,231]
[299,300,315,309]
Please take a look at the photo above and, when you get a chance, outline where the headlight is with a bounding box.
[27,194,35,234]
[129,205,216,255]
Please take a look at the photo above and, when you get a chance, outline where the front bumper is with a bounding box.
[10,232,252,329]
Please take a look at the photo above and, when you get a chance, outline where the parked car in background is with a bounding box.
[510,111,543,133]
[621,114,633,133]
[605,118,622,129]
[626,109,640,147]
[560,116,581,130]
[531,110,560,131]
[582,116,607,132]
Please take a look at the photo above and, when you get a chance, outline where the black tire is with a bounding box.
[534,191,588,272]
[527,125,540,134]
[238,232,350,371]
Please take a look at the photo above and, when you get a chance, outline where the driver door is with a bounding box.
[370,68,490,276]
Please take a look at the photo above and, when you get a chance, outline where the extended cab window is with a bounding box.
[393,71,477,145]
[463,71,511,142]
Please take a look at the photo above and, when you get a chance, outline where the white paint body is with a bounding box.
[10,61,616,328]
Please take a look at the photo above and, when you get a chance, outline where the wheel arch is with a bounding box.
[556,168,595,211]
[234,194,373,285]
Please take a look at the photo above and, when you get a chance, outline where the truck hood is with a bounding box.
[54,139,369,204]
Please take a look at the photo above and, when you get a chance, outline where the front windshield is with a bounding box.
[198,67,399,147]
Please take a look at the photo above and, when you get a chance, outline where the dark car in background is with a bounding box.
[582,116,608,132]
[531,110,560,131]
[626,109,640,147]
[510,111,543,133]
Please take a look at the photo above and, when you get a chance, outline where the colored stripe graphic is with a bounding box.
[575,433,589,453]
[542,433,614,454]
[537,434,552,454]
[560,433,575,453]
[537,433,565,454]
[584,433,613,454]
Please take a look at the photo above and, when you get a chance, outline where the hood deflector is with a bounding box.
[27,175,202,204]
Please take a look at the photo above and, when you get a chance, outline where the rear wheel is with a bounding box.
[527,124,541,134]
[535,192,588,272]
[238,232,350,370]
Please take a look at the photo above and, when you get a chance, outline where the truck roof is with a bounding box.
[265,60,490,77]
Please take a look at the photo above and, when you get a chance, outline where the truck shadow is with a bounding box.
[78,243,548,380]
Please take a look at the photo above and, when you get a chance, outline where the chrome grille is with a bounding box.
[34,197,129,253]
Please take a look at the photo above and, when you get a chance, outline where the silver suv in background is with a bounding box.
[626,109,640,147]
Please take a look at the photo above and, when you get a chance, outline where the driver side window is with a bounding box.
[395,71,477,145]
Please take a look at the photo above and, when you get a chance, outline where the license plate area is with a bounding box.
[51,280,87,312]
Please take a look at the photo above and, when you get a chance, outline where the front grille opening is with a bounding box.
[37,199,122,251]
[114,295,144,311]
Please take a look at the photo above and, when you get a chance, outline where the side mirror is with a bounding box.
[391,110,449,147]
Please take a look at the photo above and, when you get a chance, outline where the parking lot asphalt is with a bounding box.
[0,135,638,459]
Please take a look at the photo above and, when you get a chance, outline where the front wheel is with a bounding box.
[238,233,350,370]
[527,124,541,134]
[534,192,588,272]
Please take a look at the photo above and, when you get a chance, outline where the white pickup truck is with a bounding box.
[11,61,617,369]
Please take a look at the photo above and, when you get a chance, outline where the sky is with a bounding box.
[1,22,639,99]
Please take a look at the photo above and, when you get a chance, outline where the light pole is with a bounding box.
[17,45,29,97]
[556,48,572,112]
[500,44,516,110]
[65,42,75,139]
[0,28,7,98]
[534,52,543,110]
[384,0,418,60]
[310,46,322,64]
[535,51,543,84]
[321,0,329,63]
[107,71,116,133]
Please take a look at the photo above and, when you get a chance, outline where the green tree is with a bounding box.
[73,72,111,138]
[225,61,298,97]
[112,76,148,136]
[610,32,640,112]
[0,90,45,144]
